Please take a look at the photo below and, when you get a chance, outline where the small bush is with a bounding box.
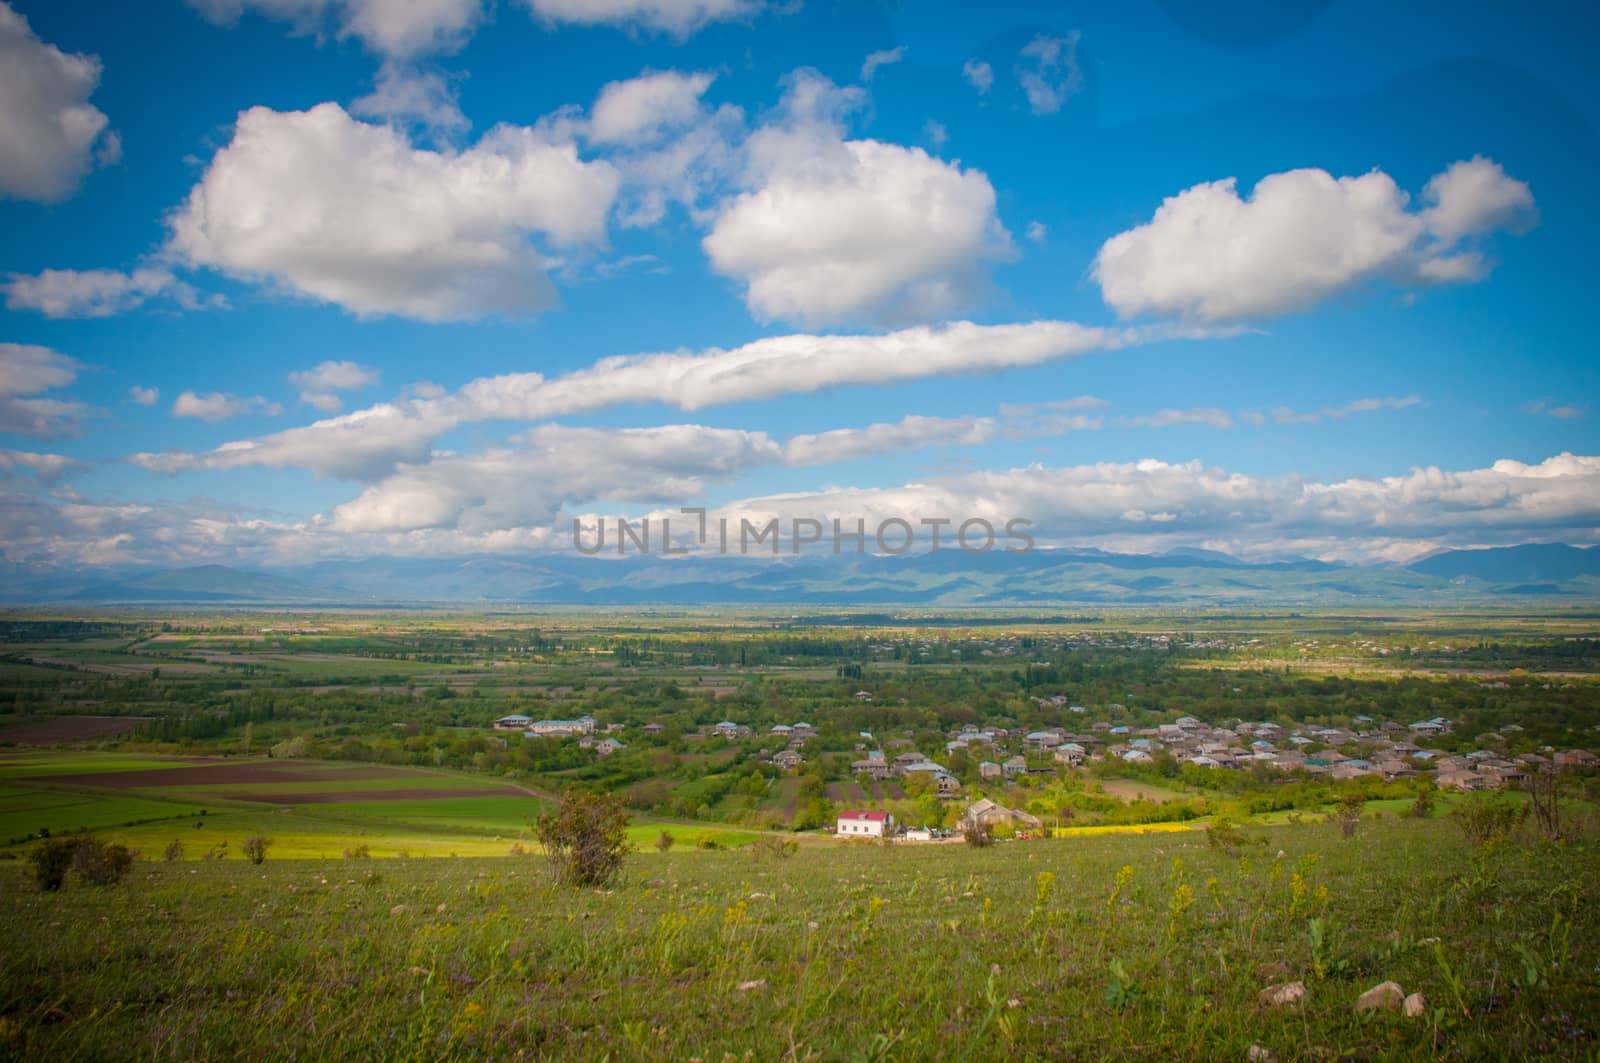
[749,835,798,861]
[74,838,134,886]
[1452,792,1527,844]
[534,788,632,888]
[962,822,994,848]
[1335,793,1365,838]
[32,836,134,890]
[696,836,721,850]
[1206,816,1250,855]
[344,844,372,860]
[1408,786,1436,819]
[242,835,271,865]
[655,830,675,853]
[164,839,184,862]
[30,838,78,891]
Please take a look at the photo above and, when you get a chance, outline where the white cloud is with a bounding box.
[167,102,620,322]
[0,343,94,438]
[332,423,782,532]
[289,360,380,412]
[4,267,211,318]
[522,0,763,36]
[860,46,905,82]
[0,449,81,482]
[1117,407,1233,430]
[129,385,159,406]
[704,71,1014,326]
[961,59,993,95]
[172,391,283,422]
[588,69,715,147]
[350,63,468,137]
[785,414,994,466]
[126,319,1157,480]
[188,0,483,60]
[1268,395,1421,425]
[1523,400,1584,421]
[1422,155,1538,245]
[922,120,948,149]
[1025,220,1047,244]
[1094,159,1537,324]
[0,1,117,202]
[1015,32,1081,116]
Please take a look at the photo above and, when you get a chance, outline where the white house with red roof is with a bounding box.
[836,810,893,837]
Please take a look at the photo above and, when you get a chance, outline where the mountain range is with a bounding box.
[3,544,1597,607]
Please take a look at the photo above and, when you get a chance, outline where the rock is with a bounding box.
[1354,981,1405,1013]
[1247,1046,1275,1063]
[1403,992,1427,1018]
[736,979,766,992]
[1257,981,1306,1008]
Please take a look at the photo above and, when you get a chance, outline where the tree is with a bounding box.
[535,788,633,888]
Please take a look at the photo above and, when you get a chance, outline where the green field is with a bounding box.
[2,815,1596,1060]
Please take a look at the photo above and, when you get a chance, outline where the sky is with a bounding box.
[1,0,1597,573]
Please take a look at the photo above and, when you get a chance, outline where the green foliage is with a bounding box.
[962,822,994,848]
[534,788,632,888]
[1450,793,1526,844]
[654,830,675,853]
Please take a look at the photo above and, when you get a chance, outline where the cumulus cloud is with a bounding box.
[172,391,283,422]
[522,0,764,36]
[704,71,1014,326]
[785,414,994,466]
[1094,159,1537,324]
[0,343,94,438]
[125,319,1157,480]
[290,360,379,412]
[0,1,117,202]
[589,70,716,145]
[1015,32,1082,115]
[167,102,620,322]
[188,0,483,60]
[1422,156,1538,245]
[962,59,993,94]
[129,386,159,406]
[0,449,82,482]
[350,63,468,137]
[860,46,905,82]
[332,422,781,532]
[4,267,212,318]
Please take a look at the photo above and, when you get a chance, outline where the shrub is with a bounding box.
[242,836,271,865]
[31,836,134,890]
[344,844,372,860]
[962,822,994,848]
[696,836,721,850]
[1451,793,1527,844]
[164,839,185,862]
[1335,793,1365,838]
[1408,786,1436,819]
[1206,815,1250,855]
[535,788,632,888]
[655,830,675,853]
[73,838,134,886]
[30,838,78,891]
[749,835,798,861]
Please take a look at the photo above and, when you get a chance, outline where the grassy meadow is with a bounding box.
[2,815,1597,1060]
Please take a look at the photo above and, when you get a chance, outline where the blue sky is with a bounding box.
[1,0,1596,571]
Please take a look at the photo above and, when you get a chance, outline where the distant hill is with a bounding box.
[16,545,1600,607]
[67,564,337,603]
[1408,543,1600,583]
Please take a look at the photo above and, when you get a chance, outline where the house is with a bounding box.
[978,760,1002,781]
[526,717,596,737]
[1002,755,1029,777]
[712,721,750,738]
[934,773,961,798]
[853,690,873,702]
[773,750,803,771]
[642,723,664,736]
[960,799,1042,832]
[1053,743,1086,766]
[1555,749,1598,769]
[595,738,625,757]
[494,714,532,731]
[853,757,892,780]
[837,810,893,837]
